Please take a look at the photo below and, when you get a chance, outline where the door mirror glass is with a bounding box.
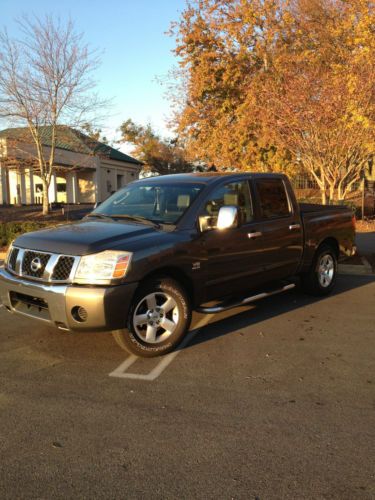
[198,206,238,232]
[217,206,238,229]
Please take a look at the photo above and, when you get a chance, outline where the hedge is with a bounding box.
[0,221,55,247]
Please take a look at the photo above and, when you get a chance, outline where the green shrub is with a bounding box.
[0,221,54,247]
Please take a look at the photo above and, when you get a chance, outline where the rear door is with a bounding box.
[250,177,303,280]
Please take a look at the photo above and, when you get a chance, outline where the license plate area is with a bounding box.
[9,291,51,321]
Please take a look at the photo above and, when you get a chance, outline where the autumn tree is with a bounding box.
[0,16,106,214]
[172,0,374,202]
[170,0,294,172]
[262,0,375,203]
[119,119,194,175]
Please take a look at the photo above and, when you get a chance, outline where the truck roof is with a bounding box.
[135,172,286,185]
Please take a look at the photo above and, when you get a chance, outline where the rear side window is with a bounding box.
[255,179,291,218]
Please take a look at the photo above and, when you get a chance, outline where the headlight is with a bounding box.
[74,250,132,284]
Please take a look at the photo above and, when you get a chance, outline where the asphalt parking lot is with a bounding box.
[0,274,374,499]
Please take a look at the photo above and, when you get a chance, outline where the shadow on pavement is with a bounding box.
[181,274,375,351]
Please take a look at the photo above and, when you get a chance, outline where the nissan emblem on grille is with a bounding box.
[22,251,51,278]
[30,257,42,273]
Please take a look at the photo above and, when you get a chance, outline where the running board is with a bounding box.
[196,283,296,314]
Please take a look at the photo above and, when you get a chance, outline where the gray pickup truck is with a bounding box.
[0,173,355,357]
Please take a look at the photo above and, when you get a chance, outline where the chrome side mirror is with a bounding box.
[217,206,238,230]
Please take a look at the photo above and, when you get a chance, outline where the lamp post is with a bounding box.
[361,172,366,220]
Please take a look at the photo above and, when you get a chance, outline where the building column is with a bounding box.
[94,159,101,203]
[25,168,35,205]
[66,171,79,204]
[48,171,57,203]
[0,163,8,204]
[19,168,27,204]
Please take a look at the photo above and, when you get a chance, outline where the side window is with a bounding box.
[255,179,291,219]
[201,181,253,228]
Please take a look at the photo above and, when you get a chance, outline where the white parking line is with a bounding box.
[109,315,212,381]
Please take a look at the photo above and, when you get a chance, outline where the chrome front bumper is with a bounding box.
[0,267,138,332]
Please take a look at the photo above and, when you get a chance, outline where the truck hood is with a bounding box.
[14,220,158,255]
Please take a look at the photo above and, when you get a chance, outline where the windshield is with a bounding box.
[92,182,204,225]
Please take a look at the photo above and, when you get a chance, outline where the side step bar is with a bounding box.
[196,283,296,314]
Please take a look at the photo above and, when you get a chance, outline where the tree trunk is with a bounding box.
[321,189,328,205]
[329,185,335,204]
[42,179,50,215]
[337,183,345,202]
[319,166,328,205]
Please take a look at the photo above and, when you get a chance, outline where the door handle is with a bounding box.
[289,223,301,230]
[248,231,262,239]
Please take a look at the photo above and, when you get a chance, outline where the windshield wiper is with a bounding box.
[86,213,115,221]
[108,214,162,228]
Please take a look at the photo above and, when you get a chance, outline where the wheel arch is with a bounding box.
[137,266,196,305]
[317,237,340,258]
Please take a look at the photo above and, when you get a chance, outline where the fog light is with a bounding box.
[71,306,88,323]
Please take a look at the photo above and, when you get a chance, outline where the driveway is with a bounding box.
[0,274,374,499]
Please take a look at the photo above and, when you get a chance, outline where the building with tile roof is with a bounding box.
[0,126,142,205]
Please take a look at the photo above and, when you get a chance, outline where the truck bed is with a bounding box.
[299,202,350,214]
[299,202,354,270]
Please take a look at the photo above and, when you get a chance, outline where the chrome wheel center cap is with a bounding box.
[147,308,163,323]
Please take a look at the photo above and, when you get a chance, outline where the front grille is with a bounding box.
[22,251,51,278]
[7,246,78,283]
[8,247,19,271]
[52,256,75,281]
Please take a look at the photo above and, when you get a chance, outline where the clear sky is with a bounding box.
[1,0,186,142]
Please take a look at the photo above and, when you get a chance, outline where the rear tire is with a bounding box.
[301,244,338,296]
[112,277,191,358]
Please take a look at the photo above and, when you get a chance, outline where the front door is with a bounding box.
[198,180,270,300]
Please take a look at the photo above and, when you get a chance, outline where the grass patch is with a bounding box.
[0,221,56,247]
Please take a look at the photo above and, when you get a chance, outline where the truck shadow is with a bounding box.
[180,274,375,352]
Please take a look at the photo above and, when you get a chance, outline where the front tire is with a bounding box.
[301,244,338,296]
[112,277,191,357]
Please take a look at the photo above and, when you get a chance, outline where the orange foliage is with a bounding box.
[172,0,374,201]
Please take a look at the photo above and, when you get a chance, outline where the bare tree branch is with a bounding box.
[0,14,109,213]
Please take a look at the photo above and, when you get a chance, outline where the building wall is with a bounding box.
[99,160,139,202]
[78,171,96,203]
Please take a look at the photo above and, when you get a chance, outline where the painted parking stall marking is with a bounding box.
[109,315,212,381]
